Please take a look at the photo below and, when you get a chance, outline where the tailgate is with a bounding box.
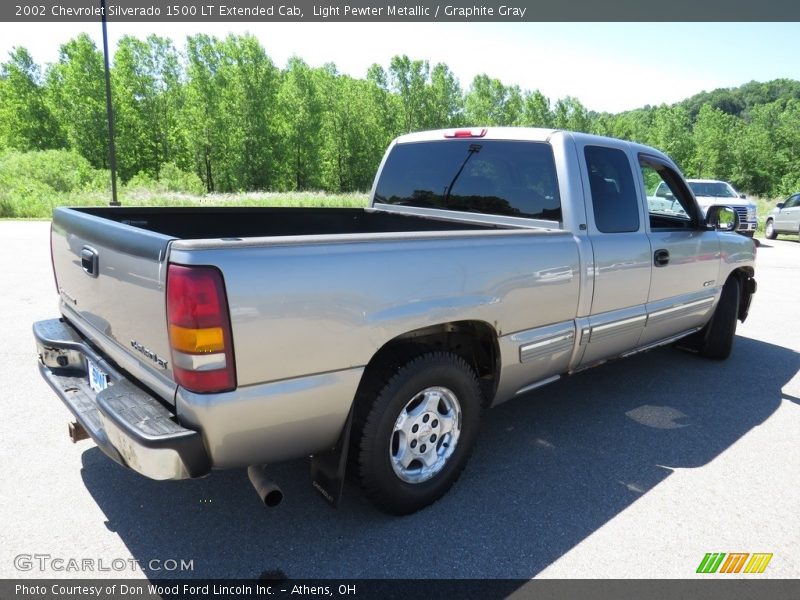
[51,208,178,404]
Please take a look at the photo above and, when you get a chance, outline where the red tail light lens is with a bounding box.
[445,128,487,138]
[166,264,236,393]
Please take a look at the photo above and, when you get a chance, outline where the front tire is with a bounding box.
[356,352,483,515]
[765,219,777,240]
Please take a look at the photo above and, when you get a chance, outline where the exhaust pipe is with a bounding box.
[247,465,283,507]
[69,421,89,443]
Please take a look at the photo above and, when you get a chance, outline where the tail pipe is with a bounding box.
[247,465,283,507]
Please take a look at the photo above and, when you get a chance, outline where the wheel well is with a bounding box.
[360,321,500,407]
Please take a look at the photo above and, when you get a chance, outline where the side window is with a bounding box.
[584,146,640,233]
[787,195,800,208]
[640,156,697,230]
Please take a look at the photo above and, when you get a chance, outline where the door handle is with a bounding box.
[654,249,670,267]
[81,246,99,277]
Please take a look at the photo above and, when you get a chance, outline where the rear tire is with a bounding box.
[355,352,483,515]
[695,276,741,360]
[765,219,777,240]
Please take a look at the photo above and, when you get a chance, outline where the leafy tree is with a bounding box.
[275,56,325,190]
[217,33,280,190]
[366,63,402,139]
[681,78,800,120]
[428,63,464,128]
[464,74,523,125]
[552,96,591,132]
[649,105,694,170]
[45,34,108,168]
[113,35,184,181]
[690,104,742,181]
[522,90,553,127]
[182,34,235,192]
[0,47,63,150]
[388,55,433,132]
[317,67,386,191]
[599,109,655,145]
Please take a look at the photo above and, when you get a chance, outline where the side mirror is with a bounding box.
[739,193,746,199]
[706,205,738,231]
[776,202,784,209]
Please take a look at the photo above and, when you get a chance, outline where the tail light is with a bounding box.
[166,264,236,393]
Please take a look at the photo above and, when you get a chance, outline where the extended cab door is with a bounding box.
[575,141,652,366]
[637,155,721,347]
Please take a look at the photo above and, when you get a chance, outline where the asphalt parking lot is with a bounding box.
[1,221,797,581]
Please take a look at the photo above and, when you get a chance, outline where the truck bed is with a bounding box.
[49,205,521,410]
[71,206,499,239]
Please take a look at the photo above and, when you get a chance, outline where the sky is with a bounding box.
[1,21,799,113]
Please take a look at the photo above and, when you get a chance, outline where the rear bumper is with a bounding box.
[33,318,210,480]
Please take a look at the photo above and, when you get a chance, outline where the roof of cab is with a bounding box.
[392,127,677,172]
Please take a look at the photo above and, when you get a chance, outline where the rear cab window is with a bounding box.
[373,140,562,223]
[584,145,640,233]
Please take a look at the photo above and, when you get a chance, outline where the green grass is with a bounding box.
[0,189,370,218]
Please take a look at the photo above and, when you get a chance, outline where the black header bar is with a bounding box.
[2,579,800,600]
[3,0,800,22]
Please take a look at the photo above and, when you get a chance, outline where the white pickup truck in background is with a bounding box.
[652,178,758,237]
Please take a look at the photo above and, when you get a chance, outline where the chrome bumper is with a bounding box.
[33,318,210,480]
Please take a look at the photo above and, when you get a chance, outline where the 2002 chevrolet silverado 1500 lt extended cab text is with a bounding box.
[34,128,757,514]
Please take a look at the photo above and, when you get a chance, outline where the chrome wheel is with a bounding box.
[389,386,462,484]
[765,220,776,239]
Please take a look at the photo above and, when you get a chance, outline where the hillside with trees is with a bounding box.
[1,33,799,201]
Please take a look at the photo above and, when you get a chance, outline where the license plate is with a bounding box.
[88,360,108,394]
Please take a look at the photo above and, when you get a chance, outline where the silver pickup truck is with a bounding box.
[34,128,757,515]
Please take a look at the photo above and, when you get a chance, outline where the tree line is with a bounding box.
[1,32,799,197]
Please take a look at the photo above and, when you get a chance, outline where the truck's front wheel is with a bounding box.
[356,352,483,515]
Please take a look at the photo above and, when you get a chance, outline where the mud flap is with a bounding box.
[739,276,757,322]
[309,407,353,508]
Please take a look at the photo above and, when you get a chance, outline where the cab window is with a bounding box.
[584,146,640,233]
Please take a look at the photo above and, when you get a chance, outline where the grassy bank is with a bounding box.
[0,149,369,218]
[0,189,369,218]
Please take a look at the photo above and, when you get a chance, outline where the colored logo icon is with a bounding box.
[696,553,773,574]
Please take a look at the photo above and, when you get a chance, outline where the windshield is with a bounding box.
[688,181,738,198]
[374,140,562,222]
